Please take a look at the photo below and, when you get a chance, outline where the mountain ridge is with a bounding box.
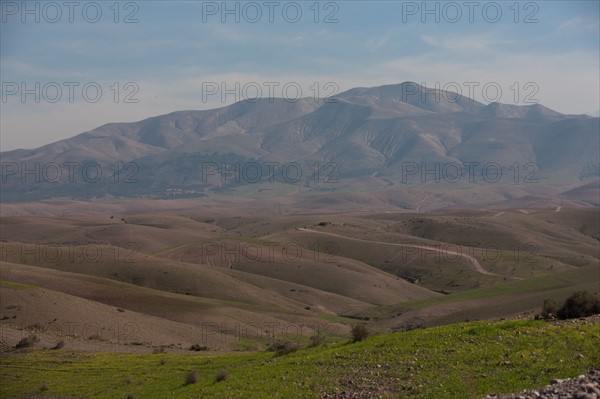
[1,82,598,203]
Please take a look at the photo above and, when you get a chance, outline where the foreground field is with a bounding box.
[1,318,599,399]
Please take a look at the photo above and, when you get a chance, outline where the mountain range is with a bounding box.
[1,82,598,204]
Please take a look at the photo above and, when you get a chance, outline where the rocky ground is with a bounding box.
[484,370,600,399]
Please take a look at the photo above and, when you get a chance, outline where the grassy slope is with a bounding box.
[2,318,599,399]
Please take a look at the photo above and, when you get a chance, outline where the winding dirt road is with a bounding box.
[297,228,515,279]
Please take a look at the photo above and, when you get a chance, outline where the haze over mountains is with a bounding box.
[1,82,598,206]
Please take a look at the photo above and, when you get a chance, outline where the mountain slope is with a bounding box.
[1,82,597,203]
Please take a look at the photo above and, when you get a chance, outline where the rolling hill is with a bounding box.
[1,207,598,353]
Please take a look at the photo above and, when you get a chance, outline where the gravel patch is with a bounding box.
[484,370,600,399]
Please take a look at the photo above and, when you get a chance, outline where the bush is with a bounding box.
[540,298,559,319]
[52,340,65,350]
[189,344,208,351]
[185,370,199,385]
[15,335,39,349]
[308,333,325,347]
[539,291,600,320]
[557,291,600,319]
[268,341,299,356]
[351,324,369,342]
[214,368,229,382]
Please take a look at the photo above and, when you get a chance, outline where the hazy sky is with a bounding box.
[1,0,599,150]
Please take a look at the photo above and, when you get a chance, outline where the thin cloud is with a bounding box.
[0,58,88,79]
[365,30,393,52]
[420,34,512,53]
[559,17,600,33]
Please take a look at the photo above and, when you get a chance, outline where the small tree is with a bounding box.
[351,324,369,342]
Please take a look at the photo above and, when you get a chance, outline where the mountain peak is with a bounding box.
[335,82,484,114]
[1,82,597,202]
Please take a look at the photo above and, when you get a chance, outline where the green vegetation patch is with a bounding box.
[1,318,599,398]
[0,280,36,290]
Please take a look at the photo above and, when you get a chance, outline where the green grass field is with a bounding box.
[2,318,598,399]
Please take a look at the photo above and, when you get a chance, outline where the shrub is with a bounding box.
[351,324,369,342]
[539,291,600,320]
[52,340,65,350]
[28,323,44,331]
[185,370,199,385]
[268,341,299,356]
[214,368,229,382]
[15,335,39,349]
[189,344,208,351]
[557,291,600,319]
[309,333,325,347]
[539,298,559,319]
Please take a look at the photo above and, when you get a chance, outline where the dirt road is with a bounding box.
[297,228,513,278]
